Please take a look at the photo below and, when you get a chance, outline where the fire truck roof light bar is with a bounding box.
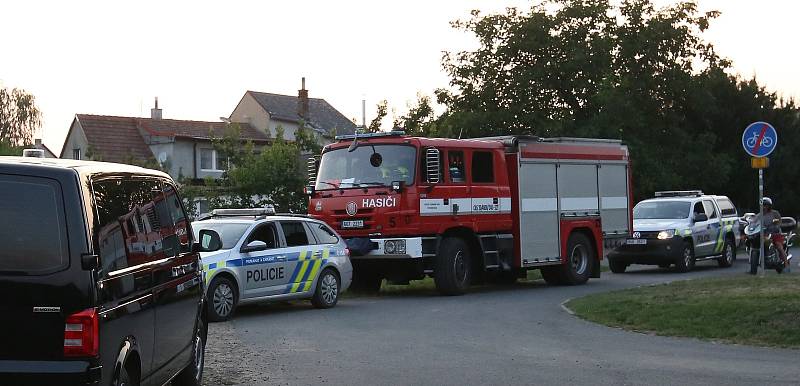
[335,130,406,141]
[654,190,704,198]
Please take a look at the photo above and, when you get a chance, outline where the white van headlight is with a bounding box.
[657,230,676,240]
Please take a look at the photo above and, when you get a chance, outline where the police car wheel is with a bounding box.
[207,277,237,322]
[560,233,593,285]
[434,237,472,295]
[312,269,340,309]
[718,238,735,268]
[675,242,695,273]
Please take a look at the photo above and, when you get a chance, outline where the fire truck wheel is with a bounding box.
[434,237,472,295]
[561,233,594,285]
[350,272,383,293]
[540,266,565,285]
[608,258,628,273]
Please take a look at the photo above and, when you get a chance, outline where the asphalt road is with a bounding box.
[203,255,799,386]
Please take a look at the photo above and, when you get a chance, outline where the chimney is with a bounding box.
[298,77,309,120]
[35,138,42,147]
[151,97,162,119]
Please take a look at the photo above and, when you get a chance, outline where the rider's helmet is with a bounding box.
[762,197,773,207]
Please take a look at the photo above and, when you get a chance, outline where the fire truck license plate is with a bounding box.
[341,220,364,229]
[626,239,647,245]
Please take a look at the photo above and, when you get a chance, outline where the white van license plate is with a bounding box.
[626,239,647,245]
[342,220,364,229]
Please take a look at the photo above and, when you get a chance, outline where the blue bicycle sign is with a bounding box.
[741,121,777,157]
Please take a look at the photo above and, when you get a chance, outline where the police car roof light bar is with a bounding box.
[654,190,704,198]
[210,207,276,218]
[335,130,405,141]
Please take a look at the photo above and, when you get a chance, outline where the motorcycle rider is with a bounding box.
[754,197,788,270]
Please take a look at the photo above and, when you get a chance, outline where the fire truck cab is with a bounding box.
[307,132,631,295]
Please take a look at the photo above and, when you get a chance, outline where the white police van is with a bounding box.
[192,208,352,321]
[608,191,741,273]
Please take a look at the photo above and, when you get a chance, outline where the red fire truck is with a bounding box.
[307,132,631,295]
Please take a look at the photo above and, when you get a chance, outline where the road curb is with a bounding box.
[559,298,576,315]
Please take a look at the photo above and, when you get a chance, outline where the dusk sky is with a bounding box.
[1,0,796,153]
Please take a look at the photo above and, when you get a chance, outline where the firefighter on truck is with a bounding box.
[306,132,632,295]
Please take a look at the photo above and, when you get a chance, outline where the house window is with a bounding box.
[200,149,227,171]
[73,148,81,160]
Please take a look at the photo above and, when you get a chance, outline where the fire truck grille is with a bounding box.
[332,208,375,231]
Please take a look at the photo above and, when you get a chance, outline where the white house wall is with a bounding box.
[230,93,272,138]
[60,120,89,159]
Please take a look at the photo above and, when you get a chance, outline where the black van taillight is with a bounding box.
[64,308,98,357]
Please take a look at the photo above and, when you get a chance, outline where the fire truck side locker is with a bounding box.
[513,137,631,273]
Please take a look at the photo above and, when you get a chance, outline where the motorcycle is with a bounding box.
[744,216,796,274]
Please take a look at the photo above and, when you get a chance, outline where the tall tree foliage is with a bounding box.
[0,87,41,146]
[401,0,800,214]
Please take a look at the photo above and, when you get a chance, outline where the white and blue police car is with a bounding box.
[192,208,352,321]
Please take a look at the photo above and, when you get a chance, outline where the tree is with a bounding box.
[367,100,389,133]
[180,124,313,217]
[0,87,41,146]
[408,0,800,214]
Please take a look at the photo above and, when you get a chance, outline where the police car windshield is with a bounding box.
[634,201,691,220]
[192,222,251,249]
[316,145,416,190]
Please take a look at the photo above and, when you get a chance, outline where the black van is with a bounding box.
[0,157,222,386]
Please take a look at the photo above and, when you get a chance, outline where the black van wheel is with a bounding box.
[312,269,340,309]
[434,237,472,295]
[173,319,206,386]
[114,363,138,386]
[207,276,237,322]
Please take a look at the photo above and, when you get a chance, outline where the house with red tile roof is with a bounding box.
[59,99,270,181]
[59,78,355,183]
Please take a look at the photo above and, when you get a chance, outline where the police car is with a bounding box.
[193,208,352,321]
[608,191,741,273]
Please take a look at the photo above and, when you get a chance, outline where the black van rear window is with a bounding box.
[0,175,69,274]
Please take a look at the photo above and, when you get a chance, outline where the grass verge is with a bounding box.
[566,275,800,348]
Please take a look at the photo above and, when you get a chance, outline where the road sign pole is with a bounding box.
[759,168,765,277]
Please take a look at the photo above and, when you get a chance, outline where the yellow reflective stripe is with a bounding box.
[299,250,308,261]
[302,259,324,292]
[291,261,311,292]
[323,248,330,259]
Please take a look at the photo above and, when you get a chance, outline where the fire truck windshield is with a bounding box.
[316,144,417,190]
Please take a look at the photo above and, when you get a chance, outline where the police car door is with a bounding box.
[691,201,713,257]
[279,221,322,294]
[702,199,722,256]
[240,221,287,298]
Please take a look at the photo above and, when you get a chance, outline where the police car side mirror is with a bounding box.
[195,229,222,253]
[241,240,268,253]
[693,213,708,223]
